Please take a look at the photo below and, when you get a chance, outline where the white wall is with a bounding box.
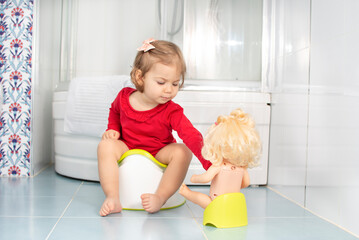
[268,0,359,236]
[73,0,159,78]
[32,0,62,174]
[266,0,311,205]
[306,0,359,235]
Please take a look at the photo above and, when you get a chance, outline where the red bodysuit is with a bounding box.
[107,87,211,170]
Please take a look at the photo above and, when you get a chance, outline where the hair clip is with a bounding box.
[214,122,218,125]
[137,38,156,52]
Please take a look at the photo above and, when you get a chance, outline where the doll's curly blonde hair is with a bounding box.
[201,108,261,168]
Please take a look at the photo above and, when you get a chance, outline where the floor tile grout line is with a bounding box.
[45,181,84,240]
[184,202,196,218]
[0,216,65,218]
[266,186,359,238]
[184,203,208,239]
[57,216,195,219]
[248,216,323,219]
[266,186,307,209]
[194,218,208,240]
[32,163,53,177]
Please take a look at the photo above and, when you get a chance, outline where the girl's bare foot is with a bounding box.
[141,193,165,213]
[99,197,122,216]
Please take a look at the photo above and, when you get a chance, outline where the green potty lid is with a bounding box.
[117,149,167,168]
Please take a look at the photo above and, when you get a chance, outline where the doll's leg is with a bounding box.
[141,143,192,213]
[97,139,129,216]
[179,184,212,209]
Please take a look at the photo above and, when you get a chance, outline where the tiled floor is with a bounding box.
[0,165,357,240]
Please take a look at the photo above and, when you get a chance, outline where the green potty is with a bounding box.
[203,192,248,228]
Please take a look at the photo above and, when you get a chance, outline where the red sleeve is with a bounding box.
[170,105,212,170]
[106,92,122,132]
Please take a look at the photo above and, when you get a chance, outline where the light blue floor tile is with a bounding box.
[61,182,104,218]
[184,185,208,218]
[200,217,359,240]
[0,177,32,196]
[249,217,357,240]
[30,178,82,197]
[63,182,193,218]
[202,222,248,240]
[185,200,205,218]
[0,166,82,197]
[49,217,206,240]
[243,187,315,218]
[1,165,357,240]
[0,217,58,240]
[31,168,83,197]
[185,186,314,219]
[75,181,103,196]
[0,195,72,217]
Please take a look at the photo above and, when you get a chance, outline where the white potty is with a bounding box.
[117,149,185,210]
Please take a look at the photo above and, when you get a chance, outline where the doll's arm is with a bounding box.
[191,165,221,183]
[241,168,250,189]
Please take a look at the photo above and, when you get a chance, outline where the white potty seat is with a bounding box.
[117,149,186,210]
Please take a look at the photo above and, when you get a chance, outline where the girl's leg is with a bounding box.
[97,139,129,216]
[179,184,212,209]
[141,143,192,213]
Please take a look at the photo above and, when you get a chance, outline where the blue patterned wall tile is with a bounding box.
[0,0,33,176]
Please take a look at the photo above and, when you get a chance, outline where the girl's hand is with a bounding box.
[102,130,120,140]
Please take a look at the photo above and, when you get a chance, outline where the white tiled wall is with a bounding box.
[32,0,62,174]
[266,0,311,205]
[268,0,359,236]
[306,0,359,235]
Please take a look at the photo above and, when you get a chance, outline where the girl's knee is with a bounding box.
[97,139,128,159]
[156,143,192,165]
[174,144,193,163]
[97,139,114,151]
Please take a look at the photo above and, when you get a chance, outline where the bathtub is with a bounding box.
[52,80,270,184]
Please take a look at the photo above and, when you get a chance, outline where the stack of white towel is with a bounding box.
[64,75,133,137]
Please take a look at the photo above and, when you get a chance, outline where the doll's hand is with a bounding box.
[102,130,120,140]
[190,175,199,183]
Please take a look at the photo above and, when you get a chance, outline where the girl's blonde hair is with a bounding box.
[130,40,186,92]
[201,108,261,168]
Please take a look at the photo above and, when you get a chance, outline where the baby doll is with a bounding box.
[179,108,261,209]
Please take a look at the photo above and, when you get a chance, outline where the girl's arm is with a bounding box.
[170,106,212,170]
[106,92,122,133]
[241,168,250,189]
[191,165,221,183]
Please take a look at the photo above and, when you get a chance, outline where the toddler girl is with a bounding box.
[97,39,211,216]
[179,108,261,209]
